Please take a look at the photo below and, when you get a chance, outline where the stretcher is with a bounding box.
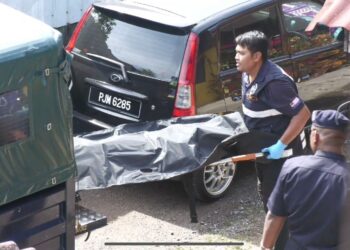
[208,148,294,166]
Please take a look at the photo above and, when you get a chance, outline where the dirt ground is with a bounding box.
[75,165,265,250]
[74,66,350,250]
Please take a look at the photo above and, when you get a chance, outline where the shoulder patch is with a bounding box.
[290,97,301,108]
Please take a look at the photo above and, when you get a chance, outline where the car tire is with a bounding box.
[183,160,237,202]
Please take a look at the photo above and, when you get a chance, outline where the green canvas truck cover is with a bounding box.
[0,3,75,206]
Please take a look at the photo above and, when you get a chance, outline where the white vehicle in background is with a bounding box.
[0,0,96,42]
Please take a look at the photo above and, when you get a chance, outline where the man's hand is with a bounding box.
[262,140,287,159]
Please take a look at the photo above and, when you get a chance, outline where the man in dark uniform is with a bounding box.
[260,110,350,250]
[235,30,310,249]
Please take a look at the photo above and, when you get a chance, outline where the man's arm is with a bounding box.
[262,105,310,159]
[280,105,310,145]
[260,211,287,249]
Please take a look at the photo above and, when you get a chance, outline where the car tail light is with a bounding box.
[66,6,93,53]
[172,32,199,117]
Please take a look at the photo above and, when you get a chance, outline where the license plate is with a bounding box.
[88,86,141,118]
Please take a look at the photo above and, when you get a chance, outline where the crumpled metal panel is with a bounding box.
[0,0,95,28]
[74,112,248,190]
[306,0,350,31]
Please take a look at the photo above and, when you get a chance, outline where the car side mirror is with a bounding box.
[338,101,350,159]
[337,100,350,119]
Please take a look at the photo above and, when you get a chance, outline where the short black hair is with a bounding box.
[235,30,268,61]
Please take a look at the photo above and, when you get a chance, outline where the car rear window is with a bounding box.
[74,7,189,81]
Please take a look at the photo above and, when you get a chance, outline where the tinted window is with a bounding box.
[74,8,188,81]
[220,6,283,71]
[282,0,343,53]
[195,31,222,109]
[0,87,30,146]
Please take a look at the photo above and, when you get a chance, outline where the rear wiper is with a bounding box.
[86,53,128,82]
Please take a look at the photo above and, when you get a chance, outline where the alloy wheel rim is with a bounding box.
[203,162,236,196]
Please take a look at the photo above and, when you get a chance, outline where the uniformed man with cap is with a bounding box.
[260,109,350,250]
[235,30,311,249]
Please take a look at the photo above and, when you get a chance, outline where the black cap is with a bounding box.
[312,110,349,131]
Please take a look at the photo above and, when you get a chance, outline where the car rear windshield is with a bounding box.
[74,7,189,81]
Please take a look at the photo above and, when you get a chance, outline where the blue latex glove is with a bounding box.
[262,140,287,159]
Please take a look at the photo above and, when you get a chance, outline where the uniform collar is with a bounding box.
[254,60,271,85]
[315,150,346,161]
[243,60,271,87]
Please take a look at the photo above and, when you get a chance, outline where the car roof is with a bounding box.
[94,0,274,29]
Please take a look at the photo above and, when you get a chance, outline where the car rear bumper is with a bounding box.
[73,110,113,134]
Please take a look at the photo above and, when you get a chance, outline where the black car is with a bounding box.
[66,0,349,200]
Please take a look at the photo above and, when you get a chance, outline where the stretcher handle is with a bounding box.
[231,149,293,163]
[231,153,263,163]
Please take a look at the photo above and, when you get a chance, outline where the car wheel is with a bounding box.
[184,160,236,202]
